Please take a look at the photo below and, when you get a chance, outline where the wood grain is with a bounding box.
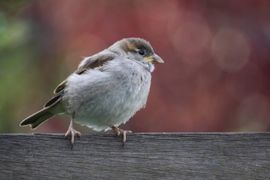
[0,133,270,180]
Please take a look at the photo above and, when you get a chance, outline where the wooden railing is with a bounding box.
[0,133,269,179]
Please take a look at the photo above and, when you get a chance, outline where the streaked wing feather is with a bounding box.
[54,80,67,94]
[49,52,115,107]
[77,54,115,73]
[43,93,62,108]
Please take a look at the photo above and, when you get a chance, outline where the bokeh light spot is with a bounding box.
[211,28,251,72]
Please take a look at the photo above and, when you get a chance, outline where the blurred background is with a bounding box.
[1,0,270,133]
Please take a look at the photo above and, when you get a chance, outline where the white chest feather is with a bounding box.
[62,59,152,131]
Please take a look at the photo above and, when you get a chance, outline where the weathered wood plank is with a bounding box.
[0,133,269,180]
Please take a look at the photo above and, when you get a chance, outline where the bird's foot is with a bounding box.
[65,123,81,146]
[111,126,132,145]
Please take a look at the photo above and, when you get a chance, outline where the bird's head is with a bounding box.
[109,38,164,71]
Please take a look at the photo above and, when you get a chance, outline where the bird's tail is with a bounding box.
[20,108,55,129]
[20,92,64,129]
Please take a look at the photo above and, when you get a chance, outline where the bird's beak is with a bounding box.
[144,54,164,64]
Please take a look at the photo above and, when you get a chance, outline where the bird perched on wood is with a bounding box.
[20,37,164,145]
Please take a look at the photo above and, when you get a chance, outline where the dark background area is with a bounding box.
[1,0,270,133]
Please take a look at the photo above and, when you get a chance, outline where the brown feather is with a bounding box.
[120,38,154,55]
[52,53,115,98]
[43,93,62,108]
[54,80,67,94]
[76,54,115,74]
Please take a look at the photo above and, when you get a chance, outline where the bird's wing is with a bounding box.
[44,52,115,107]
[75,53,115,75]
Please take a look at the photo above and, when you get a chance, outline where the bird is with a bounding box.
[20,37,164,145]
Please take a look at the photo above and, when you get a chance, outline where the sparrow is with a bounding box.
[20,37,164,145]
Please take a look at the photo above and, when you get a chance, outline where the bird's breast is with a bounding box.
[63,60,152,130]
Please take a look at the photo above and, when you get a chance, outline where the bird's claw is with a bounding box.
[111,126,132,145]
[65,126,81,145]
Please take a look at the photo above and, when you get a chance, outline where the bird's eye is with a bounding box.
[138,49,146,56]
